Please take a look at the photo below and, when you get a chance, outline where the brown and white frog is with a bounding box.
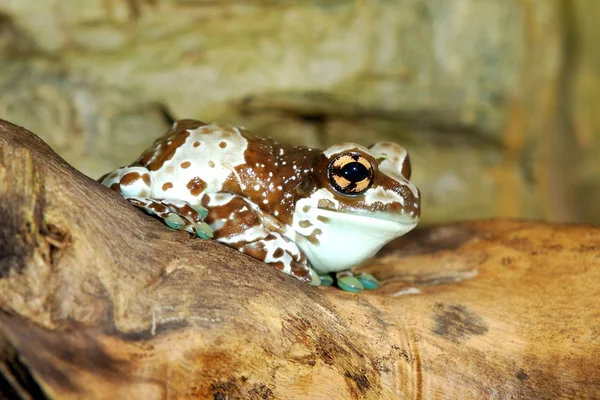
[100,119,421,292]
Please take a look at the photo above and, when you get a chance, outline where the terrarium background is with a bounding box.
[1,0,598,225]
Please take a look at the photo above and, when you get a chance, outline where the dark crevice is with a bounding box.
[238,97,501,149]
[0,332,50,400]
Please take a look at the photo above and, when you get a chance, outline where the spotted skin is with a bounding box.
[100,119,421,291]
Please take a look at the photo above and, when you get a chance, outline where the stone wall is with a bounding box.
[0,0,597,224]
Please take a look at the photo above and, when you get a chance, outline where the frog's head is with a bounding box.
[292,142,420,274]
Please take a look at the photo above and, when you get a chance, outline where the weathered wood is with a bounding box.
[0,119,598,399]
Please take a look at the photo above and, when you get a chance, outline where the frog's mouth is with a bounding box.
[320,207,419,226]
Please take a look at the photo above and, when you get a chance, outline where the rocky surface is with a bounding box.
[0,0,597,224]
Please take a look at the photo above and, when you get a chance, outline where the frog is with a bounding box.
[99,119,421,292]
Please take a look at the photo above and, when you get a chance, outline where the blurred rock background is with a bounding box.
[0,0,598,225]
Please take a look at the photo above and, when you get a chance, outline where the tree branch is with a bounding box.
[0,119,598,399]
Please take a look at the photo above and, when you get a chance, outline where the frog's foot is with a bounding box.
[309,269,322,286]
[335,271,364,293]
[318,274,334,287]
[128,197,213,239]
[355,272,379,290]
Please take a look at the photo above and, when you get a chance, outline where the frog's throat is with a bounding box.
[292,206,418,273]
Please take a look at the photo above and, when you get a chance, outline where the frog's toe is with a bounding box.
[337,275,364,293]
[165,213,186,230]
[192,204,210,219]
[309,271,321,286]
[356,272,379,290]
[318,274,334,286]
[194,221,214,240]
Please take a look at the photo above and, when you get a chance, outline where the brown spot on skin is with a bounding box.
[318,199,336,210]
[401,153,411,180]
[142,173,151,186]
[109,172,119,179]
[239,241,268,262]
[174,202,203,221]
[260,214,287,235]
[162,182,173,191]
[139,190,149,197]
[219,141,227,148]
[205,197,262,242]
[187,177,206,196]
[290,260,311,281]
[303,205,311,213]
[121,172,141,186]
[138,150,154,165]
[236,133,317,225]
[109,183,120,192]
[317,216,330,223]
[193,141,200,147]
[208,161,215,168]
[273,248,284,258]
[299,220,312,228]
[181,161,191,169]
[306,228,322,245]
[272,261,285,271]
[145,126,191,171]
[148,202,169,214]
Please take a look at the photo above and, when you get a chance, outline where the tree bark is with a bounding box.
[0,119,598,399]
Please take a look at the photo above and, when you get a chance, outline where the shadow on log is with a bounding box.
[0,119,599,399]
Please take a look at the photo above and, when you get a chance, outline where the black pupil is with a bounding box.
[341,162,369,182]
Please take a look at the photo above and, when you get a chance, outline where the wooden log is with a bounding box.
[0,119,598,399]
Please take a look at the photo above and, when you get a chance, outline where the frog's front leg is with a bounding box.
[203,193,321,286]
[100,166,213,239]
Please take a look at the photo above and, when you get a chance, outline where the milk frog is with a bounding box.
[100,119,420,292]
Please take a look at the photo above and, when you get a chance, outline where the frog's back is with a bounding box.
[135,120,249,203]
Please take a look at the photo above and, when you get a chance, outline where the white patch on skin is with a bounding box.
[149,124,248,203]
[210,218,226,231]
[218,225,269,245]
[307,188,341,209]
[102,166,152,199]
[260,233,305,275]
[370,142,409,175]
[206,193,237,207]
[322,142,371,158]
[364,186,405,206]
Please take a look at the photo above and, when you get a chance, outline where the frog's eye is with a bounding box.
[327,153,374,195]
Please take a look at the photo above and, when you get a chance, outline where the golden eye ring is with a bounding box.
[327,153,374,196]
